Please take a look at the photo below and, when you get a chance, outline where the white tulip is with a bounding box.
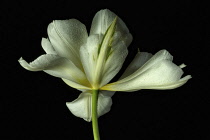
[19,9,191,123]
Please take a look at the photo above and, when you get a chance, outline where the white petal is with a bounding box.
[41,38,57,54]
[120,51,153,79]
[101,60,191,91]
[80,34,128,88]
[80,9,132,88]
[116,49,173,84]
[100,90,116,97]
[99,40,128,87]
[47,19,88,69]
[62,78,91,91]
[80,35,101,85]
[90,18,118,88]
[90,9,132,46]
[18,54,90,90]
[66,91,112,122]
[179,63,186,68]
[141,75,192,89]
[18,55,60,71]
[90,9,117,35]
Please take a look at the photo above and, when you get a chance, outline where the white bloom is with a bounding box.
[19,9,191,122]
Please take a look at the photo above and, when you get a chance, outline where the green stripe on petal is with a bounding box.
[92,17,117,88]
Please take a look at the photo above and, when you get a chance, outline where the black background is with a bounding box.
[1,0,209,139]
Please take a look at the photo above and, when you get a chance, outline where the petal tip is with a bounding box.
[18,57,23,62]
[179,63,187,68]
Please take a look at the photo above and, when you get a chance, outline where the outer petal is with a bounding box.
[41,38,57,54]
[18,54,90,90]
[47,19,88,69]
[115,49,173,84]
[120,51,153,79]
[66,91,112,122]
[100,90,116,97]
[101,50,191,91]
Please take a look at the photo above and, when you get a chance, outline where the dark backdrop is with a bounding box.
[1,0,208,139]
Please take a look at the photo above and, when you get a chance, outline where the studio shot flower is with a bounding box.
[19,9,191,123]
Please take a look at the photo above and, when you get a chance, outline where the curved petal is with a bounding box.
[90,9,116,35]
[80,34,101,85]
[89,18,118,88]
[41,38,57,54]
[99,40,128,87]
[47,19,88,69]
[100,90,116,97]
[115,49,173,84]
[80,33,129,88]
[62,78,91,91]
[90,9,132,46]
[81,10,132,88]
[18,54,90,90]
[101,60,191,91]
[19,55,60,71]
[66,91,112,122]
[120,51,153,79]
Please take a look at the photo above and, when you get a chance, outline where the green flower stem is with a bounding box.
[92,90,100,140]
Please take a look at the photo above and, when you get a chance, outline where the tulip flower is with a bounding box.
[19,9,191,140]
